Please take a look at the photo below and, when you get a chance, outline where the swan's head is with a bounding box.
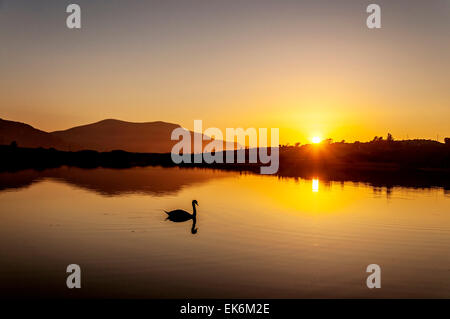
[192,199,199,206]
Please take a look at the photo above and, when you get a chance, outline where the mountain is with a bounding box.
[50,119,236,153]
[0,118,73,150]
[50,119,178,153]
[1,118,236,153]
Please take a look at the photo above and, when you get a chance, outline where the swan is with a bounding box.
[164,200,198,222]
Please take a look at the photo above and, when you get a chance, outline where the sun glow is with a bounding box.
[311,136,322,144]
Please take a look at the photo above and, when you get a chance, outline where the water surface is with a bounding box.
[0,166,449,298]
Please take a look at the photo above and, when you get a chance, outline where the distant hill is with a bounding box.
[51,119,182,153]
[0,118,73,150]
[51,119,235,153]
[0,118,236,153]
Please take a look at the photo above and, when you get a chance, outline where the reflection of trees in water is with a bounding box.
[0,166,448,196]
[276,168,450,192]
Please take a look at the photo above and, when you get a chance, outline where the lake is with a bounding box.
[0,166,449,298]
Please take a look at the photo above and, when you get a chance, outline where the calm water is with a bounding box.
[0,166,449,298]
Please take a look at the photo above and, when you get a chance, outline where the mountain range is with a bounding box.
[0,118,235,153]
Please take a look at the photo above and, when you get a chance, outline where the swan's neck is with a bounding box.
[192,203,197,216]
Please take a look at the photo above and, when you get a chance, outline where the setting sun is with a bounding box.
[312,136,322,144]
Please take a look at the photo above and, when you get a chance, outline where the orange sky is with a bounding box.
[1,0,449,144]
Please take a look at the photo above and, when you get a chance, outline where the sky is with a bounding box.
[0,0,449,144]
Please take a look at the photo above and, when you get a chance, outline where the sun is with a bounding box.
[311,136,322,144]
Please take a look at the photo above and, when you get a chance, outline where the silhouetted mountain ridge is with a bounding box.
[51,119,184,153]
[0,118,73,150]
[1,118,235,153]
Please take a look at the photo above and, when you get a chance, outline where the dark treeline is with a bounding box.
[276,139,450,188]
[1,138,450,189]
[279,138,450,171]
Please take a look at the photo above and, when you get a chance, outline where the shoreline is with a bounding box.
[1,145,449,190]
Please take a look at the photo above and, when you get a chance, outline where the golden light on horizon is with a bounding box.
[311,136,322,144]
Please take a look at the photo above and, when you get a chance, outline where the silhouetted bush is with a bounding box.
[387,133,394,142]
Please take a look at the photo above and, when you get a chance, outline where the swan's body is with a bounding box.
[164,209,193,222]
[164,200,198,223]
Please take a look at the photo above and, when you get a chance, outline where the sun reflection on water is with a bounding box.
[312,178,319,192]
